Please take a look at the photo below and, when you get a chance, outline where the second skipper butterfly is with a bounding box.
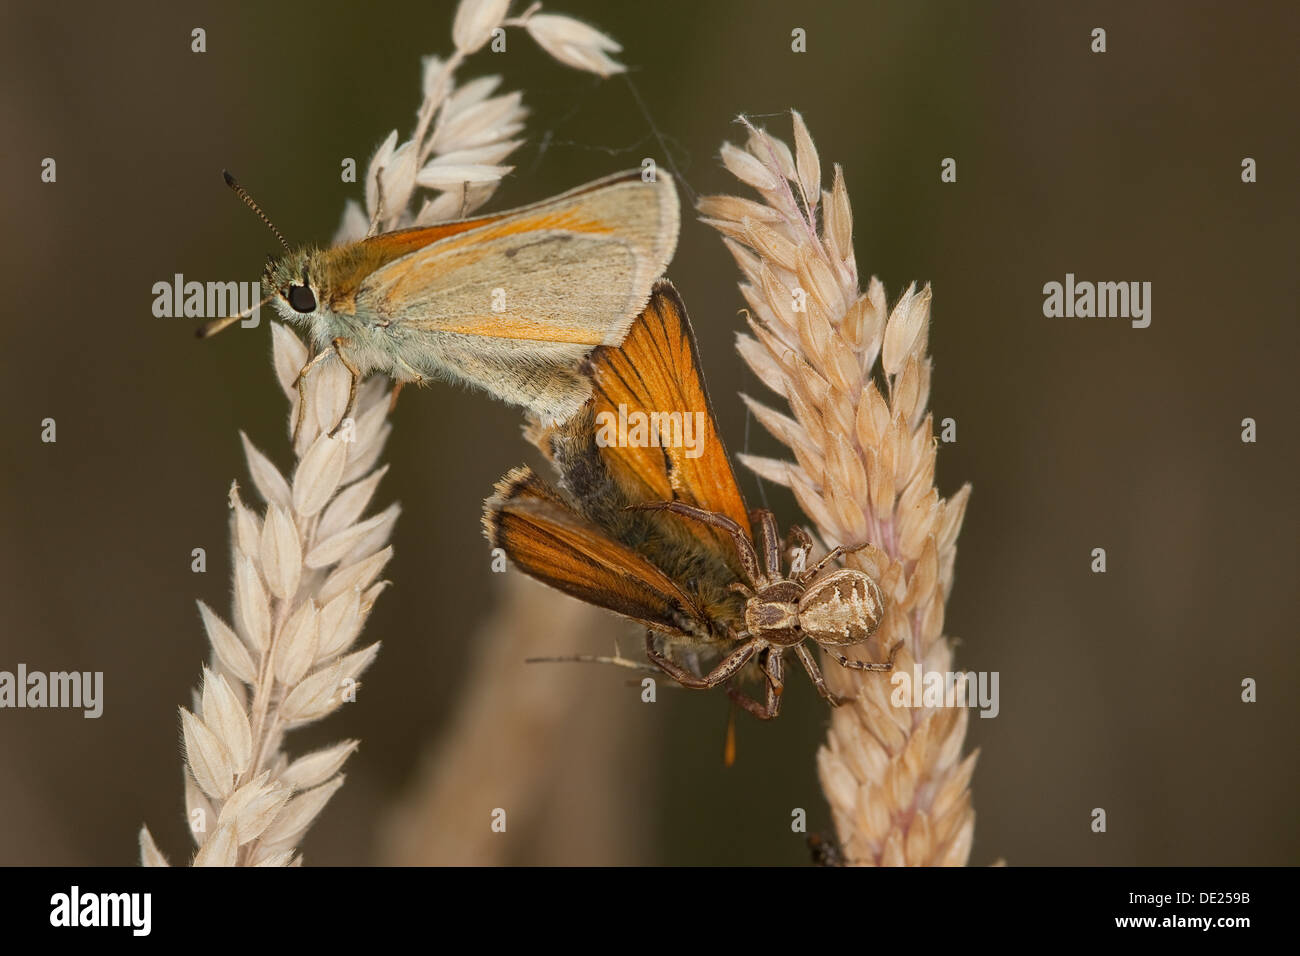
[201,170,679,435]
[484,282,898,719]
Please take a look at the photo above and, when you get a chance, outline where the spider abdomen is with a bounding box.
[797,570,884,646]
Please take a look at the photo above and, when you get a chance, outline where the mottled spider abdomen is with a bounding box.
[797,569,884,646]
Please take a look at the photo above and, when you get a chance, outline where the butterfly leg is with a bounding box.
[327,338,361,439]
[727,646,785,720]
[644,631,758,690]
[366,168,387,238]
[627,501,764,589]
[388,357,426,412]
[794,642,853,707]
[291,347,340,445]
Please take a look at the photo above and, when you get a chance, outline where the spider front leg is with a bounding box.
[750,509,781,582]
[627,501,764,589]
[799,540,872,584]
[728,581,756,599]
[644,631,759,690]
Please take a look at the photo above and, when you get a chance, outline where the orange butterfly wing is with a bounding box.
[585,281,753,556]
[483,466,707,637]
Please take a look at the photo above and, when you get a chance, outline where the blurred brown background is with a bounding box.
[0,0,1295,865]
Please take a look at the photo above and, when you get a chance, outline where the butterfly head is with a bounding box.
[263,248,325,328]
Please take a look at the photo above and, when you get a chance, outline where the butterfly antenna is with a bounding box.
[223,170,292,255]
[524,653,661,677]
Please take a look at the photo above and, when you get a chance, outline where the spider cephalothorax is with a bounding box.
[630,501,899,719]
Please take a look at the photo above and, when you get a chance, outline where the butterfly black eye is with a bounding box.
[287,284,316,313]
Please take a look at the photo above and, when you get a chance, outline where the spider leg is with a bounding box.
[644,631,759,690]
[627,501,763,588]
[827,638,902,673]
[726,646,784,720]
[750,509,781,581]
[794,643,852,707]
[799,540,873,583]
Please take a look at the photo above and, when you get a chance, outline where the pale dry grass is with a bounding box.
[332,0,625,245]
[139,339,394,867]
[139,0,629,866]
[700,113,976,866]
